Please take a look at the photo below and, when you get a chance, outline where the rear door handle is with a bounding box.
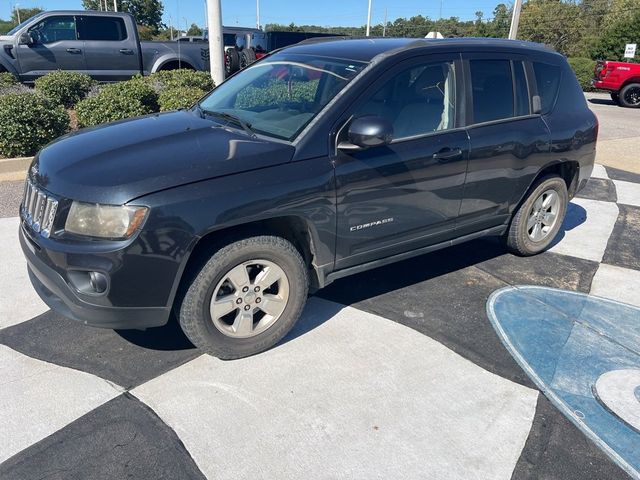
[66,48,82,54]
[432,147,463,162]
[119,48,134,55]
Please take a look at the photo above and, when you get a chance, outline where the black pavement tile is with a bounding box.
[0,310,200,389]
[512,395,630,480]
[0,393,207,480]
[605,166,640,184]
[602,204,640,271]
[320,239,535,387]
[476,251,599,293]
[575,178,617,203]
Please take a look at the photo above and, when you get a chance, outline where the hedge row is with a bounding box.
[0,70,214,157]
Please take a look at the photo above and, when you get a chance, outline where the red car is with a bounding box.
[593,60,640,108]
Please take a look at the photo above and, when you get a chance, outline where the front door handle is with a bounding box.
[432,147,463,162]
[66,48,82,54]
[119,48,134,55]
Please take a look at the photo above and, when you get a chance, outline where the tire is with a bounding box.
[619,83,640,108]
[506,175,568,256]
[178,235,309,359]
[239,49,257,69]
[610,92,620,105]
[225,48,240,75]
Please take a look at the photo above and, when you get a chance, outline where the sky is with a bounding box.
[1,0,503,29]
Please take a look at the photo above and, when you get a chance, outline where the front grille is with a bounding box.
[21,179,58,238]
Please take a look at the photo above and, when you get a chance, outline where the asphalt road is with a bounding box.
[585,92,640,141]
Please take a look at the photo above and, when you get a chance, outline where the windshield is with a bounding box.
[198,54,367,141]
[7,12,46,35]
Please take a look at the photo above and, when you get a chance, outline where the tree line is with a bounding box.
[0,0,637,62]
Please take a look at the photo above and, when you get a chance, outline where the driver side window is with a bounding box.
[354,60,457,139]
[29,16,77,44]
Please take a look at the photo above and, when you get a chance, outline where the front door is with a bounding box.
[16,15,85,81]
[333,55,469,269]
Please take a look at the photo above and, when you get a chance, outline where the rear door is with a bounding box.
[458,53,551,235]
[16,15,85,81]
[77,15,140,81]
[333,54,469,269]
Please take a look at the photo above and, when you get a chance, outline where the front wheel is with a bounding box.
[178,236,309,359]
[506,176,568,256]
[619,83,640,108]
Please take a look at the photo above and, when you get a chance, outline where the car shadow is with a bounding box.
[588,97,615,106]
[548,202,588,248]
[116,314,196,351]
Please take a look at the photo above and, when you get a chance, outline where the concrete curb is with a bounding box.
[0,157,31,183]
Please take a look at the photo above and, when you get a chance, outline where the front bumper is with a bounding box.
[20,224,171,330]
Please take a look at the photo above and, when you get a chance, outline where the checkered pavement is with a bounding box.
[1,164,639,480]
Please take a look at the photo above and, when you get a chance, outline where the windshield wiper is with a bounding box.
[198,106,257,138]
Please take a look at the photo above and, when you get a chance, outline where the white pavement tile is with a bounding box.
[0,345,122,462]
[134,297,538,480]
[612,179,640,207]
[591,164,609,180]
[0,217,48,330]
[548,198,619,263]
[590,263,640,308]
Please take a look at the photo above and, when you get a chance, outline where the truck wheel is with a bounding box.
[178,236,309,359]
[225,48,240,75]
[610,92,620,105]
[619,83,640,108]
[506,176,568,256]
[240,49,256,69]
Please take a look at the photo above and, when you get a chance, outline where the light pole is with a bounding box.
[183,17,188,36]
[366,0,372,37]
[14,3,21,24]
[256,0,261,30]
[206,0,225,86]
[113,0,117,12]
[509,0,523,39]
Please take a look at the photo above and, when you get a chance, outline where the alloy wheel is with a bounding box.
[527,189,560,242]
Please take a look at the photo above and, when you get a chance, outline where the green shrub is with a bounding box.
[0,93,69,157]
[34,71,94,108]
[0,72,17,88]
[567,57,597,92]
[76,77,159,127]
[148,69,214,91]
[158,86,206,111]
[235,79,318,109]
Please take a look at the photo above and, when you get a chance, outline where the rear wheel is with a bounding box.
[225,48,240,75]
[178,236,309,359]
[506,176,568,256]
[619,83,640,108]
[239,49,257,69]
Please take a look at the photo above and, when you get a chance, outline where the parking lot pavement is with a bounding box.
[585,92,640,174]
[1,165,638,479]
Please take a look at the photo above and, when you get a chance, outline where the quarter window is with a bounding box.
[533,62,561,114]
[28,16,77,44]
[79,16,127,41]
[354,61,457,139]
[470,59,514,124]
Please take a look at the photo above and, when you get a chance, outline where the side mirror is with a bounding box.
[18,32,34,45]
[339,115,394,151]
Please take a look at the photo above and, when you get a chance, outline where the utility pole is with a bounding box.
[15,4,21,24]
[113,0,117,12]
[382,7,387,37]
[366,0,372,37]
[509,0,523,39]
[206,0,225,86]
[256,0,261,30]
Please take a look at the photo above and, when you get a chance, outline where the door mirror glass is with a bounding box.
[342,115,394,149]
[19,32,34,45]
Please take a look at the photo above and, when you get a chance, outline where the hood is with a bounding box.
[32,110,295,204]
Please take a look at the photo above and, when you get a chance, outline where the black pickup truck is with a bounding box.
[20,38,597,359]
[0,10,210,81]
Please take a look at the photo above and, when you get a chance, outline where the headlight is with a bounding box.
[65,202,148,239]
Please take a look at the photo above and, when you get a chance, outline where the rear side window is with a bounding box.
[79,16,127,41]
[533,62,561,114]
[470,60,514,123]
